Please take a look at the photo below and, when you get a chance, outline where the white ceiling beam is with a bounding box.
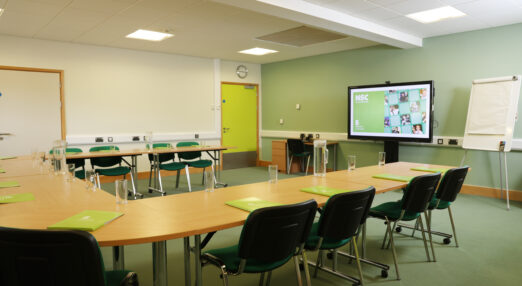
[213,0,422,48]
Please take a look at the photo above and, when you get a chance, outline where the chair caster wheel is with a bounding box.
[381,270,388,278]
[299,264,304,270]
[326,252,333,259]
[395,226,402,233]
[443,238,451,244]
[148,189,153,193]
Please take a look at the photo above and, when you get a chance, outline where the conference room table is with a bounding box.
[65,145,232,194]
[0,158,455,286]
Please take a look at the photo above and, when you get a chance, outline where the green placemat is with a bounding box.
[0,181,20,188]
[372,174,414,182]
[411,167,447,173]
[0,156,17,160]
[0,193,35,204]
[0,169,5,173]
[66,151,81,155]
[48,210,124,232]
[301,185,356,197]
[226,197,282,212]
[153,146,171,150]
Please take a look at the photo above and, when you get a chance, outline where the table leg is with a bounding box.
[153,241,168,286]
[148,153,166,195]
[130,155,143,198]
[194,235,202,286]
[184,237,192,286]
[112,245,125,270]
[207,150,227,187]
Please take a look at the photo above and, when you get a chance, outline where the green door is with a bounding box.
[221,83,258,166]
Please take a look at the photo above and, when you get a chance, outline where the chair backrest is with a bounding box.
[238,200,317,263]
[0,227,107,286]
[435,166,469,203]
[401,173,441,213]
[287,139,306,155]
[65,148,85,168]
[317,187,375,241]
[176,141,201,160]
[89,146,122,168]
[147,143,175,163]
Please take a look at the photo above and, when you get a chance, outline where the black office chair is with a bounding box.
[368,173,441,279]
[0,227,139,286]
[401,166,469,248]
[304,187,375,286]
[202,199,317,286]
[287,139,311,175]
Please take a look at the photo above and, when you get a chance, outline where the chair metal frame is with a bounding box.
[287,139,311,176]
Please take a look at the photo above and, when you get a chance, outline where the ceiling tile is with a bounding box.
[35,8,110,41]
[385,0,446,15]
[0,10,52,37]
[68,0,136,16]
[355,7,401,21]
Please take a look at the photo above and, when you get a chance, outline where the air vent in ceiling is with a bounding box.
[256,26,346,47]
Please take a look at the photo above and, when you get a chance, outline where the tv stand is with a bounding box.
[384,141,399,163]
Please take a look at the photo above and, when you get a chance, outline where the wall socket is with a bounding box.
[108,137,113,142]
[95,137,103,143]
[279,118,284,125]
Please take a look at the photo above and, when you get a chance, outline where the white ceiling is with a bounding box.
[0,0,521,64]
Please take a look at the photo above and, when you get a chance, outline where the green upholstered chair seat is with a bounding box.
[292,151,311,157]
[159,162,186,171]
[205,245,293,273]
[304,222,351,250]
[96,166,130,176]
[105,270,134,286]
[369,201,420,221]
[428,197,451,210]
[186,159,212,168]
[74,170,85,180]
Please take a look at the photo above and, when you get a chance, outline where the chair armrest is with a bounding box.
[119,272,139,286]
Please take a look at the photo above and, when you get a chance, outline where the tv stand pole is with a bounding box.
[384,141,399,163]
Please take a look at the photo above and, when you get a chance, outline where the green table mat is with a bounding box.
[0,181,20,188]
[372,174,413,182]
[0,193,34,204]
[66,151,81,155]
[226,197,282,212]
[153,147,171,150]
[411,167,447,173]
[0,169,5,173]
[301,185,356,197]
[0,156,17,160]
[48,210,124,232]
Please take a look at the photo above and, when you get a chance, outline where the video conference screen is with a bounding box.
[348,81,433,142]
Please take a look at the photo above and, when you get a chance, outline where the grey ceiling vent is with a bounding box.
[256,26,346,47]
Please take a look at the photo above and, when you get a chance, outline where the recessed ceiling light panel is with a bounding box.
[0,8,4,16]
[407,6,466,24]
[126,29,173,41]
[239,47,278,56]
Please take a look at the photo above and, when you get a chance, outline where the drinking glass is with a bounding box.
[204,170,215,192]
[115,179,128,204]
[268,165,278,183]
[348,155,356,171]
[67,163,76,181]
[85,170,97,191]
[378,152,386,166]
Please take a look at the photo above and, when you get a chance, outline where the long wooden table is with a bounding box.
[0,159,455,286]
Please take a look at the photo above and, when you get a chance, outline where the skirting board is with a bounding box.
[460,184,522,202]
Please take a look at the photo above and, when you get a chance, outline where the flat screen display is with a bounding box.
[348,81,434,142]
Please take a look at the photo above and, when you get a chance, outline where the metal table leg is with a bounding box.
[184,237,192,286]
[130,155,143,199]
[206,150,227,187]
[112,246,125,270]
[153,241,168,286]
[148,153,167,195]
[194,235,203,286]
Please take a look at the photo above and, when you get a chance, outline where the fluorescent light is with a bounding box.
[407,6,466,24]
[239,47,278,56]
[0,8,4,17]
[126,29,173,41]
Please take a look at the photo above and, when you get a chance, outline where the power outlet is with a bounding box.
[132,136,140,141]
[448,139,458,145]
[95,137,103,143]
[437,138,443,144]
[279,118,284,125]
[108,137,113,142]
[195,134,199,139]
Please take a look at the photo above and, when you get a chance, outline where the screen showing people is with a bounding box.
[349,82,431,140]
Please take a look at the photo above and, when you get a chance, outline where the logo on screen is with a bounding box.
[355,94,368,103]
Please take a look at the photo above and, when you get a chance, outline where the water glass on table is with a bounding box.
[378,152,386,166]
[268,165,278,183]
[66,163,76,181]
[204,170,215,192]
[348,155,356,171]
[85,170,97,191]
[115,179,128,204]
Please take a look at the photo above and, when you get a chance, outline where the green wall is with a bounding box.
[261,23,522,191]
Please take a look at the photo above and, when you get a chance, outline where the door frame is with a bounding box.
[0,65,66,139]
[220,81,260,162]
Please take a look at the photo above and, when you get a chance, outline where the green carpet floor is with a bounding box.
[100,167,522,286]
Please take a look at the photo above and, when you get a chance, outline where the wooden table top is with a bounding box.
[65,145,232,159]
[0,159,455,247]
[0,157,43,178]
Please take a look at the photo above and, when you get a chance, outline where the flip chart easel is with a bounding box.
[462,75,521,210]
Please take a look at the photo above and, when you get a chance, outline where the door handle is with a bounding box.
[223,128,230,133]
